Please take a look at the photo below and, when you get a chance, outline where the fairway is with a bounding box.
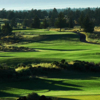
[1,29,100,63]
[1,71,100,100]
[0,29,100,100]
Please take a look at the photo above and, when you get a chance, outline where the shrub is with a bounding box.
[16,68,30,76]
[39,95,52,100]
[39,95,47,100]
[61,59,66,64]
[17,96,27,100]
[19,63,26,67]
[26,92,40,100]
[52,61,59,66]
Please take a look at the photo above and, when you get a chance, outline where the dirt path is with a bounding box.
[74,31,100,45]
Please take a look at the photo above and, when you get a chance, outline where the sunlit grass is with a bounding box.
[1,29,100,99]
[1,76,100,98]
[1,29,100,63]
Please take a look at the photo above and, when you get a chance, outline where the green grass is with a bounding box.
[56,95,100,100]
[13,29,72,35]
[0,71,100,99]
[1,30,100,63]
[1,29,100,100]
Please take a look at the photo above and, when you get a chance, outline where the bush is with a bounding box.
[26,92,40,100]
[52,61,59,66]
[16,68,30,76]
[17,96,27,100]
[61,59,66,64]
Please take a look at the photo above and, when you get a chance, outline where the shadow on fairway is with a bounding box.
[0,56,13,57]
[0,91,18,97]
[33,34,79,42]
[53,97,79,100]
[0,78,82,97]
[22,34,80,43]
[46,70,100,80]
[32,48,88,51]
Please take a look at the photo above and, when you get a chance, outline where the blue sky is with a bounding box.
[0,0,100,10]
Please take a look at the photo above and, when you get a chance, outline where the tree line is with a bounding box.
[0,7,100,25]
[0,7,98,35]
[16,12,95,32]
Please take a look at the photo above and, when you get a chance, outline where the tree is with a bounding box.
[22,19,28,27]
[55,12,66,31]
[33,16,40,28]
[7,11,15,20]
[49,8,58,27]
[2,23,12,36]
[11,18,17,28]
[83,15,94,33]
[49,16,55,27]
[52,8,58,18]
[68,17,74,28]
[42,19,49,29]
[0,8,7,18]
[0,24,1,32]
[78,12,84,28]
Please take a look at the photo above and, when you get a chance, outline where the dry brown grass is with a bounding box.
[50,28,60,31]
[94,26,100,32]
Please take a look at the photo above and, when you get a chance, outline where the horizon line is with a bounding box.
[0,7,100,11]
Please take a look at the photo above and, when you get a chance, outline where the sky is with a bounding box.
[0,0,100,10]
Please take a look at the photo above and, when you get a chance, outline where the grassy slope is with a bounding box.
[1,29,100,100]
[1,29,100,63]
[1,71,100,99]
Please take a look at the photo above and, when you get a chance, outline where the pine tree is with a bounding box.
[68,17,74,28]
[2,23,12,36]
[42,19,49,29]
[55,12,66,31]
[78,12,84,28]
[49,16,55,27]
[83,15,94,33]
[33,16,40,28]
[22,19,28,27]
[11,18,17,28]
[52,8,58,18]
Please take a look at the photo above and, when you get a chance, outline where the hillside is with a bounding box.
[0,29,100,100]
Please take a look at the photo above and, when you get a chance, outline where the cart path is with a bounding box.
[74,31,100,45]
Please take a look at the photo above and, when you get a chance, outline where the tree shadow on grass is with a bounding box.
[0,56,13,57]
[52,97,79,100]
[22,34,80,43]
[0,78,82,97]
[32,48,88,51]
[46,70,100,80]
[0,91,18,98]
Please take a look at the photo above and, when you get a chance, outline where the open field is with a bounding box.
[0,29,100,100]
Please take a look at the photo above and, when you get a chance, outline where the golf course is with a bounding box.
[0,29,100,100]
